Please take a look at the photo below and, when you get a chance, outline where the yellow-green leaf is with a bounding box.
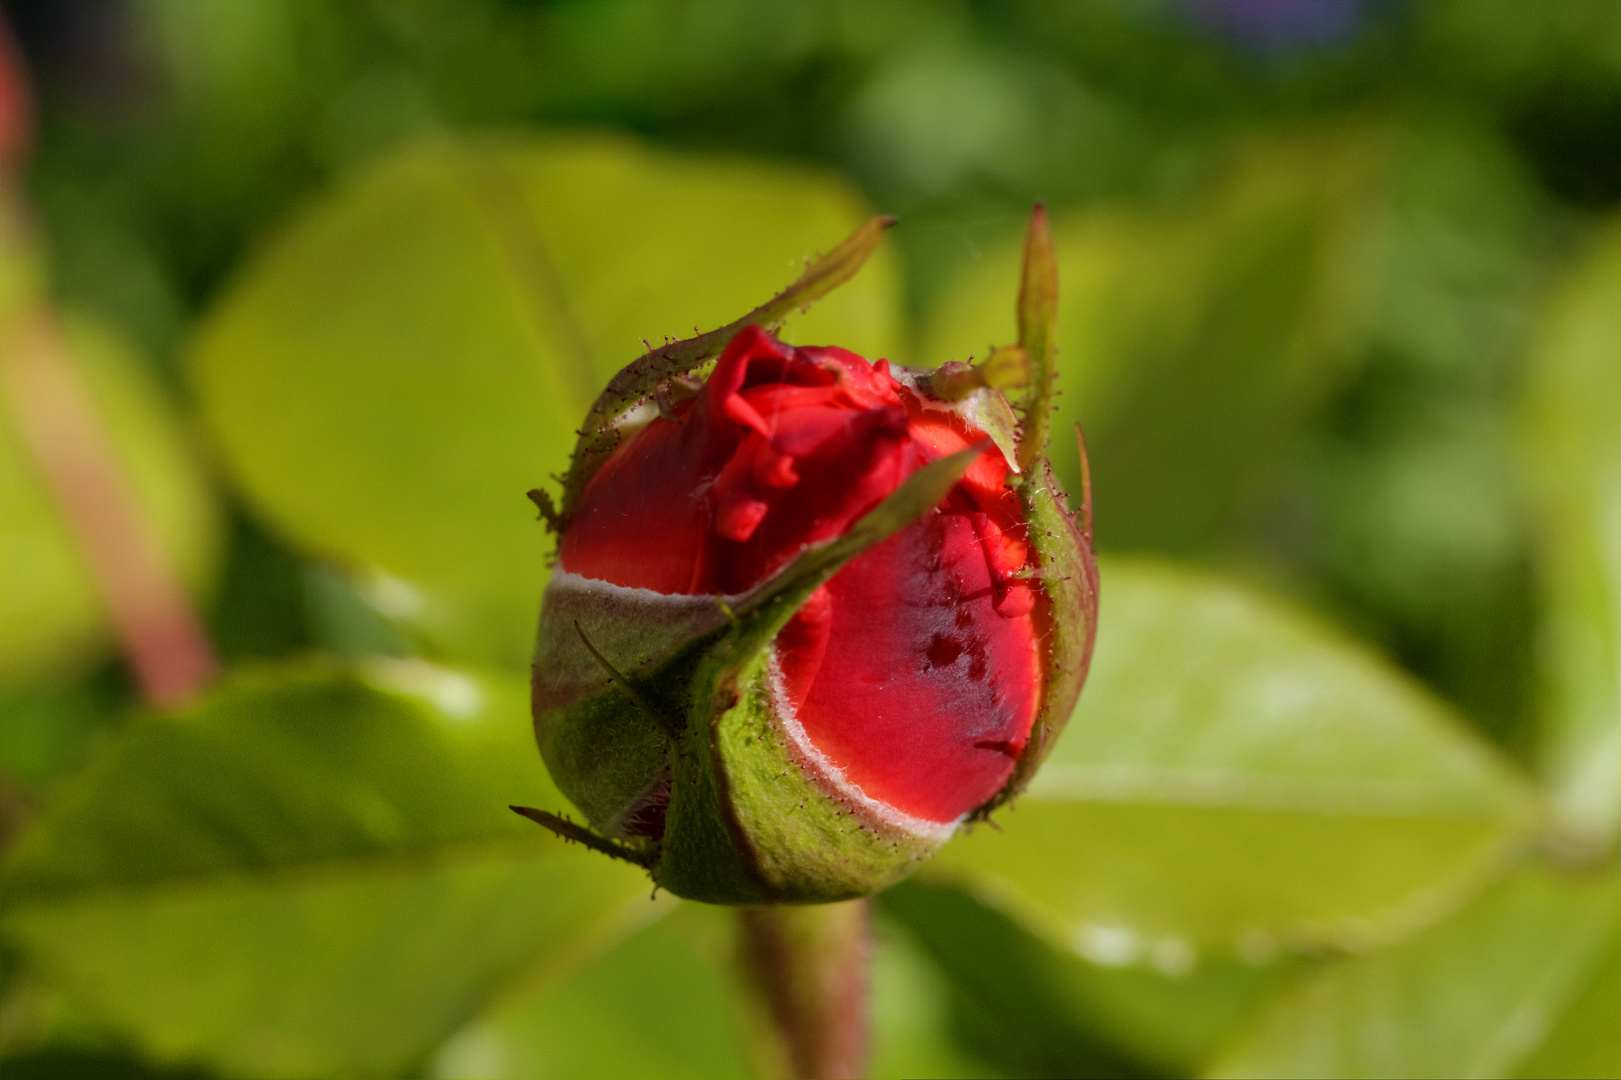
[188,134,903,669]
[933,559,1538,960]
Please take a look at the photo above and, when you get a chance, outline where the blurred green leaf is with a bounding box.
[882,878,1147,1079]
[0,673,122,791]
[882,879,1288,1078]
[1298,121,1545,742]
[0,314,222,691]
[1513,883,1621,1080]
[1416,0,1621,101]
[869,907,1008,1080]
[204,511,313,665]
[922,131,1380,552]
[134,0,355,293]
[189,134,904,669]
[431,900,753,1080]
[0,662,651,1079]
[431,893,1004,1080]
[432,893,1006,1080]
[1357,122,1541,383]
[1519,217,1621,854]
[933,558,1539,959]
[0,1047,215,1080]
[1208,860,1621,1079]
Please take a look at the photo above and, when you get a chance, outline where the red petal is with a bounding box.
[561,327,1044,824]
[775,585,832,713]
[776,503,1042,823]
[558,414,713,593]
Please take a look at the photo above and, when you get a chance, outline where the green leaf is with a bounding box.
[921,131,1380,553]
[870,908,1011,1080]
[0,1047,215,1080]
[0,676,122,790]
[0,314,222,691]
[931,558,1539,959]
[1299,120,1546,743]
[1513,883,1621,1080]
[1208,860,1621,1079]
[431,900,754,1080]
[1519,217,1621,854]
[0,661,650,1079]
[882,879,1288,1078]
[188,134,904,669]
[432,896,1007,1080]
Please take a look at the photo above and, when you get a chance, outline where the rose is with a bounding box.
[561,324,1047,817]
[523,213,1096,904]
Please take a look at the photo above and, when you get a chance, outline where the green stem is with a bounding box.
[737,900,872,1080]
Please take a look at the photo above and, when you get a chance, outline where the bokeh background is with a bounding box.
[0,2,1616,1078]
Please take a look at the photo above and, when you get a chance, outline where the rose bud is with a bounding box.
[519,211,1097,904]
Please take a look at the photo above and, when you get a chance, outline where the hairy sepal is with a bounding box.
[891,366,1022,476]
[532,572,729,845]
[657,644,946,904]
[978,460,1098,816]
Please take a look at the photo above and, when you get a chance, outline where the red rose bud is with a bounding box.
[524,211,1097,903]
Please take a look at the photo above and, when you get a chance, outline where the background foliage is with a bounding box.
[1,1,1616,1077]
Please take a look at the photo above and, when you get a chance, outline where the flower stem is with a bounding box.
[737,899,871,1080]
[0,306,217,706]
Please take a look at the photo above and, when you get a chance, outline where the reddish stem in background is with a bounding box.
[0,12,29,174]
[737,900,871,1080]
[1,308,218,706]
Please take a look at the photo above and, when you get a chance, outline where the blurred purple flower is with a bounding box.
[1188,0,1367,51]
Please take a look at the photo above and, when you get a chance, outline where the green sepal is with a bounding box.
[967,205,1098,817]
[532,575,729,846]
[1014,205,1058,474]
[980,453,1099,815]
[655,643,943,904]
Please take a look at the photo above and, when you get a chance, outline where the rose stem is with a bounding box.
[1,307,218,706]
[2,20,216,709]
[737,899,872,1080]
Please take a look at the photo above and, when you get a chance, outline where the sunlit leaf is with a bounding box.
[189,134,904,669]
[1519,217,1621,853]
[432,893,1003,1080]
[1513,883,1621,1080]
[1208,860,1621,1079]
[882,879,1288,1078]
[0,315,221,692]
[431,900,752,1080]
[932,559,1539,959]
[0,661,650,1079]
[921,131,1381,552]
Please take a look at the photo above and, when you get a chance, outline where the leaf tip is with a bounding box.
[1074,425,1093,539]
[510,805,652,867]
